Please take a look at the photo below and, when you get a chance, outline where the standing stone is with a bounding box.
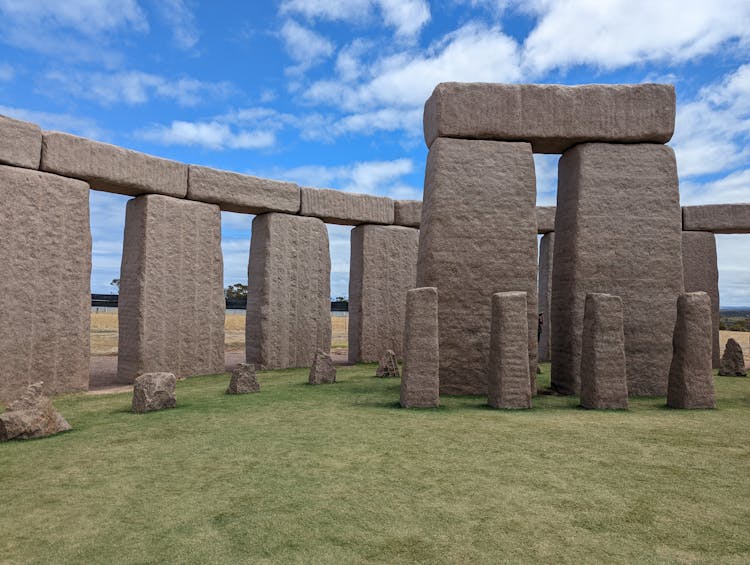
[667,292,715,409]
[0,165,90,402]
[309,351,336,384]
[537,232,554,362]
[416,138,538,395]
[0,382,71,441]
[226,364,261,394]
[487,292,531,409]
[551,143,683,396]
[132,372,177,413]
[348,225,419,363]
[246,213,331,369]
[400,287,440,408]
[376,350,400,378]
[118,195,225,383]
[718,339,747,377]
[579,294,628,410]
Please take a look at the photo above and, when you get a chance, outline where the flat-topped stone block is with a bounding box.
[400,287,439,408]
[188,165,300,214]
[41,131,187,197]
[394,200,422,227]
[0,114,42,169]
[536,206,556,234]
[488,292,531,409]
[682,204,750,234]
[300,187,394,225]
[424,83,675,153]
[537,232,554,362]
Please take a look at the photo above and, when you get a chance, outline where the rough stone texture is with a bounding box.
[299,187,394,225]
[682,232,720,368]
[309,351,336,384]
[118,195,224,383]
[579,294,628,409]
[0,114,42,169]
[376,350,400,378]
[348,225,419,363]
[41,131,187,197]
[394,200,422,228]
[719,338,747,377]
[667,293,715,409]
[416,138,538,395]
[187,165,300,214]
[682,204,750,234]
[0,382,71,441]
[400,287,440,408]
[0,165,90,402]
[226,363,261,394]
[537,232,554,362]
[551,143,683,396]
[132,372,177,413]
[488,292,531,409]
[424,83,675,152]
[246,213,331,369]
[536,206,556,234]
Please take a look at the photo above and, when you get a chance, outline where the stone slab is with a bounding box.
[246,213,331,369]
[299,187,394,225]
[536,206,556,234]
[118,195,224,382]
[682,204,750,234]
[537,233,554,362]
[424,83,675,153]
[0,114,42,169]
[41,131,187,197]
[416,138,538,395]
[682,232,720,368]
[488,292,531,409]
[394,200,422,228]
[400,287,439,408]
[0,165,90,402]
[551,143,683,396]
[348,225,419,363]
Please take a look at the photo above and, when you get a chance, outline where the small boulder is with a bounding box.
[309,350,336,384]
[376,349,400,378]
[0,382,71,441]
[226,363,260,394]
[132,372,176,413]
[718,338,747,377]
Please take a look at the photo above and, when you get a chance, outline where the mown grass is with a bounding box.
[1,365,749,564]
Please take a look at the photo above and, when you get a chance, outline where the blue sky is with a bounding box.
[0,0,748,305]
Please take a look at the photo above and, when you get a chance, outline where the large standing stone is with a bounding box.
[0,114,42,169]
[246,213,331,369]
[537,232,554,362]
[0,165,90,402]
[682,231,720,368]
[118,195,224,383]
[719,338,747,377]
[682,204,750,234]
[309,351,336,384]
[667,292,715,409]
[488,292,531,409]
[226,363,261,394]
[551,143,683,396]
[400,287,440,408]
[579,294,628,410]
[0,382,71,441]
[299,187,394,226]
[416,138,538,395]
[348,225,419,363]
[376,350,400,378]
[132,372,177,413]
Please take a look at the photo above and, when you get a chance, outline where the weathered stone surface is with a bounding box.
[41,131,187,197]
[0,165,90,402]
[348,225,419,363]
[394,200,422,228]
[424,83,675,152]
[400,287,439,408]
[682,232,720,368]
[667,293,715,409]
[416,138,538,395]
[537,232,554,362]
[488,292,531,409]
[579,294,628,409]
[682,204,750,234]
[299,187,394,225]
[132,372,177,413]
[0,382,71,441]
[0,114,42,169]
[246,213,331,369]
[226,363,261,394]
[376,350,400,378]
[551,143,683,396]
[187,165,300,214]
[118,195,224,383]
[536,206,556,234]
[309,351,336,384]
[719,338,747,377]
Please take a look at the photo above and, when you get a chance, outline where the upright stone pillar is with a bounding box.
[417,138,538,395]
[551,143,683,396]
[537,232,554,362]
[488,292,531,409]
[400,287,439,408]
[0,165,91,401]
[348,224,419,363]
[682,231,720,368]
[118,195,224,382]
[246,213,331,369]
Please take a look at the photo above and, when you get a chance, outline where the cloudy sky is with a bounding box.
[0,0,748,305]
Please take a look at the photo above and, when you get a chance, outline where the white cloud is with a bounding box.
[0,62,13,81]
[377,0,431,39]
[717,235,750,307]
[0,104,103,139]
[679,169,750,205]
[139,120,276,150]
[280,20,334,73]
[533,154,558,206]
[154,0,200,50]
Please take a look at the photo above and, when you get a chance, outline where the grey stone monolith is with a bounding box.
[719,339,747,377]
[246,213,331,369]
[416,138,537,395]
[488,292,531,409]
[537,232,554,362]
[579,293,628,409]
[118,195,225,383]
[226,364,261,394]
[309,351,336,384]
[682,231,720,367]
[667,292,715,409]
[376,350,400,378]
[348,224,419,363]
[400,287,439,408]
[132,372,177,413]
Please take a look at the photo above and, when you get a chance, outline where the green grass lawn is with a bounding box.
[1,365,749,564]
